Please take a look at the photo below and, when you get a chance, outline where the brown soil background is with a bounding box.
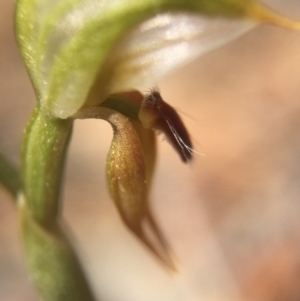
[1,1,300,301]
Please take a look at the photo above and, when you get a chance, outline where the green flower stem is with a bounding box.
[20,106,97,301]
[19,196,96,301]
[22,107,72,227]
[0,154,20,199]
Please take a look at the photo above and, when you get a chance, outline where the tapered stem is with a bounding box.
[20,106,97,301]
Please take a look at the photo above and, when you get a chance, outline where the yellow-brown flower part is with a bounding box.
[76,89,194,270]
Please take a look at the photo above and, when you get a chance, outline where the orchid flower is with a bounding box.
[1,0,297,300]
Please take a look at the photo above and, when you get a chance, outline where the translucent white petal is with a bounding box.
[106,13,256,94]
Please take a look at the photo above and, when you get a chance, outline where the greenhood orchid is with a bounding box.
[11,0,300,300]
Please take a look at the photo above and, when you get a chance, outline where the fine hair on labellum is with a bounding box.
[140,87,200,163]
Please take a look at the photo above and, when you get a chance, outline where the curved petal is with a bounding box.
[103,14,255,94]
[15,0,300,118]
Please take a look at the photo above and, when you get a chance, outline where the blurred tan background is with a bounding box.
[1,0,300,301]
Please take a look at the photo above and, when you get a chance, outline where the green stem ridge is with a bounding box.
[0,154,20,199]
[22,107,73,226]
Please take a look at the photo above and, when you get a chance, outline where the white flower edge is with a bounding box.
[105,13,256,94]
